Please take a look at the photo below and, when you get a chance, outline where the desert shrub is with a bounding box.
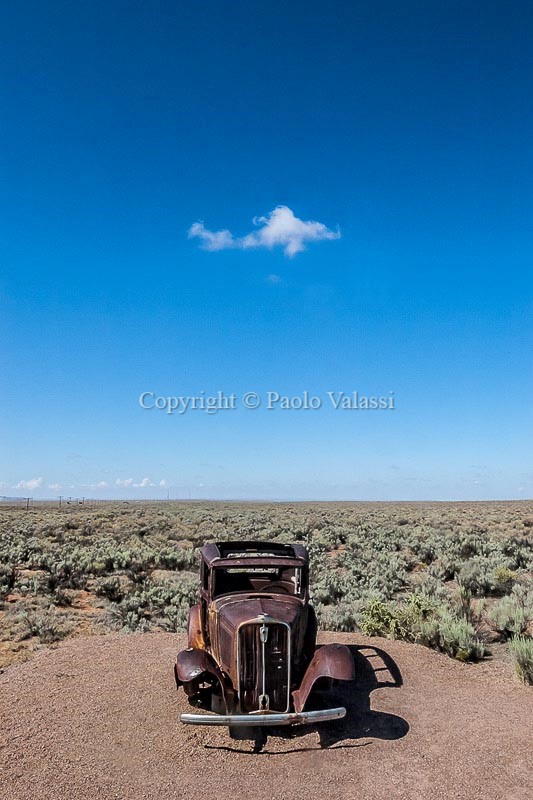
[509,582,533,610]
[457,580,473,619]
[0,564,15,598]
[160,599,191,632]
[338,547,410,600]
[488,597,528,640]
[359,594,484,661]
[509,636,533,685]
[141,572,197,606]
[47,558,88,590]
[104,572,197,633]
[413,537,439,565]
[492,566,517,595]
[454,554,520,597]
[311,569,347,605]
[456,559,495,596]
[359,599,398,637]
[434,614,485,661]
[315,602,360,632]
[52,587,74,606]
[413,574,453,605]
[155,546,197,571]
[18,607,73,643]
[360,593,438,640]
[94,575,124,602]
[13,571,49,596]
[502,537,533,570]
[409,608,484,661]
[488,585,533,640]
[106,595,150,632]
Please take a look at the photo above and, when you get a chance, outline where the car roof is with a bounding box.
[201,540,309,568]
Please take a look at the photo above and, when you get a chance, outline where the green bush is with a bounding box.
[160,600,191,632]
[311,569,347,605]
[509,636,533,685]
[488,596,528,640]
[94,575,124,602]
[106,595,150,632]
[360,593,439,640]
[360,599,398,637]
[492,566,517,594]
[316,602,359,632]
[19,607,73,643]
[359,594,484,661]
[0,564,15,598]
[434,614,485,661]
[104,572,198,633]
[456,559,496,596]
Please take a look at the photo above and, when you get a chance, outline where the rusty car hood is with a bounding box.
[213,593,303,629]
[209,594,309,684]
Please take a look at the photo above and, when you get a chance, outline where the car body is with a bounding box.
[174,541,354,727]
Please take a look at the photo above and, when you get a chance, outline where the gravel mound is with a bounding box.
[0,632,531,800]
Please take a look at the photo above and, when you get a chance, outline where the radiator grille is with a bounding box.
[238,623,289,712]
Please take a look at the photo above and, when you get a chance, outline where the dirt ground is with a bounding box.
[0,631,531,800]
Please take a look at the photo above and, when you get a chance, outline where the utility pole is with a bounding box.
[59,495,62,508]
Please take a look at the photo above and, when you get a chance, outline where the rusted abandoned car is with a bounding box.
[174,541,354,727]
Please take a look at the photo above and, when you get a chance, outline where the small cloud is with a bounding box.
[115,478,134,487]
[188,205,340,257]
[48,483,62,490]
[266,273,282,284]
[133,477,154,488]
[115,477,156,489]
[159,479,168,488]
[15,477,43,491]
[188,222,234,252]
[97,481,109,489]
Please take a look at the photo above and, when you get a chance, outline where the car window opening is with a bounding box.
[213,566,302,597]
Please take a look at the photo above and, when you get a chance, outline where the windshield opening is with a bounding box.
[213,566,302,598]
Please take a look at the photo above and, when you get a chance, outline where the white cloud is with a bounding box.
[115,478,134,487]
[97,481,109,489]
[114,478,156,489]
[15,477,43,491]
[266,273,282,284]
[48,483,62,490]
[133,477,154,488]
[188,222,234,252]
[188,205,340,257]
[159,479,168,488]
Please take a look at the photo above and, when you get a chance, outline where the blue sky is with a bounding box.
[2,1,532,500]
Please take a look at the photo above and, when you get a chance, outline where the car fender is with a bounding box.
[174,647,232,709]
[292,643,355,713]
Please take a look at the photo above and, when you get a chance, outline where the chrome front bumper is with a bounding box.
[180,706,346,726]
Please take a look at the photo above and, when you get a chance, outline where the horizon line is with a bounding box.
[2,496,532,504]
